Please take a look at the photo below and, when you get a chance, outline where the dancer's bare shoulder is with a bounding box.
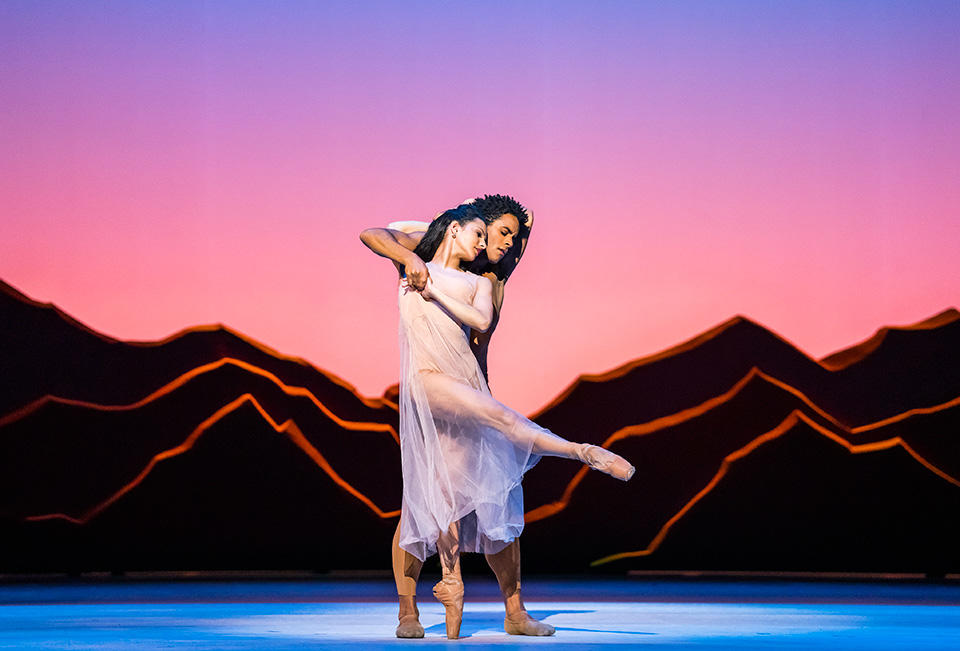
[480,270,506,313]
[474,273,493,294]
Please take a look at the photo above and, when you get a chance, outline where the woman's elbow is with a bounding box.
[474,317,493,333]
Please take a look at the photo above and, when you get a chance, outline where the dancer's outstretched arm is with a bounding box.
[359,225,431,289]
[419,275,494,332]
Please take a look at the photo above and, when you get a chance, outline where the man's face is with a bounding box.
[484,213,521,263]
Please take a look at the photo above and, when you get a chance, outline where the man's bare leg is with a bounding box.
[485,538,555,636]
[392,522,425,638]
[433,521,465,639]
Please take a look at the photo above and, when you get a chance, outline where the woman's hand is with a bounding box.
[401,274,434,299]
[419,276,436,301]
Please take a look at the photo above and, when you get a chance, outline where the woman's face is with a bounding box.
[452,218,487,261]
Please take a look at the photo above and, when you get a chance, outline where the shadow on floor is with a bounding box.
[423,609,654,638]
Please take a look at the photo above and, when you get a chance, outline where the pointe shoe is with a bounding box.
[432,576,464,639]
[577,444,635,481]
[504,611,555,636]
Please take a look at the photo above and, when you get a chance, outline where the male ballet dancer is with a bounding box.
[360,194,554,638]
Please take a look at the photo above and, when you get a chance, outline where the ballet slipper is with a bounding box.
[504,611,555,636]
[396,614,424,638]
[396,595,424,638]
[432,576,465,639]
[577,444,635,481]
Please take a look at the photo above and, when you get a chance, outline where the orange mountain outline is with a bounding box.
[588,408,960,567]
[528,308,958,420]
[0,357,399,444]
[21,360,959,548]
[0,279,391,411]
[820,308,960,370]
[526,367,960,526]
[6,278,958,551]
[25,393,401,525]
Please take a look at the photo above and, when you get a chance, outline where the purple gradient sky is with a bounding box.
[2,1,958,414]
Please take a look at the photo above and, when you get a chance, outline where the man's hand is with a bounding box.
[404,254,431,291]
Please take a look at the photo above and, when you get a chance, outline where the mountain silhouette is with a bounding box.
[524,411,960,573]
[520,390,960,571]
[593,413,960,573]
[843,395,960,483]
[523,367,832,515]
[820,308,960,370]
[3,400,396,572]
[0,359,401,522]
[0,279,397,426]
[2,274,958,573]
[817,308,960,424]
[527,310,960,449]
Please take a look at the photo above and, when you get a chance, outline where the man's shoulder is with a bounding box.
[479,269,505,286]
[474,272,494,287]
[477,271,505,295]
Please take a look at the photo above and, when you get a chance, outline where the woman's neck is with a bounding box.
[431,238,464,270]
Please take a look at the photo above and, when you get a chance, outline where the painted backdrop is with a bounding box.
[2,1,958,573]
[3,0,957,415]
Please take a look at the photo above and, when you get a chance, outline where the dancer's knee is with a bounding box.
[488,403,520,433]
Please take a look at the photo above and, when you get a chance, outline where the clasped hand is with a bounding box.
[401,275,435,300]
[402,256,431,292]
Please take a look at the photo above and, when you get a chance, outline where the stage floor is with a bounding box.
[2,576,959,649]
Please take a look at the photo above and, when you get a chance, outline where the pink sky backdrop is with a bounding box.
[2,1,958,414]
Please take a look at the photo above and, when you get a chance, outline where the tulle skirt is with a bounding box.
[396,287,540,561]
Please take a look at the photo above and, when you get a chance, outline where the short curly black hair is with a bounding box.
[472,194,530,239]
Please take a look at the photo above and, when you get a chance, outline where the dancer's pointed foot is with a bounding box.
[577,444,635,481]
[504,610,555,636]
[433,576,464,639]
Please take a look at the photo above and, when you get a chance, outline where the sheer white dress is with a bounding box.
[396,261,547,562]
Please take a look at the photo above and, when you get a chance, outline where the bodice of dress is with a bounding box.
[400,261,480,335]
[424,261,479,308]
[398,260,483,380]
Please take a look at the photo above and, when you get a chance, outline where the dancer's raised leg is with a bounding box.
[485,538,555,636]
[419,371,634,480]
[392,522,425,638]
[433,521,465,639]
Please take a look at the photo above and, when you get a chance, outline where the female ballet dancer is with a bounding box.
[391,204,634,639]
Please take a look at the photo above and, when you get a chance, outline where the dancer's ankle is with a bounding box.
[396,594,425,638]
[398,594,419,620]
[569,441,588,460]
[573,442,591,462]
[504,591,525,617]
